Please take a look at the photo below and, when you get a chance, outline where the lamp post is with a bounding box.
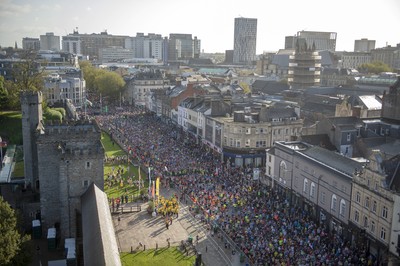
[0,136,4,170]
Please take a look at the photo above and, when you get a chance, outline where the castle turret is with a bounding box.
[21,91,43,191]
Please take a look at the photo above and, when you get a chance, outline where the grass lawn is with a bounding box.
[12,161,24,178]
[101,131,147,200]
[101,132,126,157]
[0,111,22,145]
[120,247,196,266]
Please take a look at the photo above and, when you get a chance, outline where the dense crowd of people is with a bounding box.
[95,105,376,266]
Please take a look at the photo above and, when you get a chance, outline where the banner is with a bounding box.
[156,177,160,196]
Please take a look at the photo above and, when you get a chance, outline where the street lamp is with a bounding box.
[0,136,5,170]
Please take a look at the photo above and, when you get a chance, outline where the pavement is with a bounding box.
[113,187,249,266]
[23,185,249,266]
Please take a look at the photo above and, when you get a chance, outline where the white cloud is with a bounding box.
[86,6,92,12]
[39,3,61,11]
[0,0,31,17]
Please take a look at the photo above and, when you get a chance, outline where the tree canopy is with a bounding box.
[0,196,22,264]
[80,61,126,102]
[1,52,44,110]
[358,61,393,74]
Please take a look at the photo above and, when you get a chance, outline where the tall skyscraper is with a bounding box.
[233,17,257,64]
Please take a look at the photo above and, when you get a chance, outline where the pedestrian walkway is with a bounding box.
[113,187,247,266]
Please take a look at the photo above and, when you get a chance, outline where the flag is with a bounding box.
[156,177,160,196]
[152,181,155,198]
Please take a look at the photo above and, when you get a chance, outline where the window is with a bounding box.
[380,227,386,240]
[372,200,377,213]
[268,155,272,163]
[83,180,89,188]
[321,191,326,204]
[339,199,346,217]
[356,192,361,204]
[382,206,388,219]
[303,179,309,194]
[371,221,375,233]
[268,166,271,176]
[85,161,91,169]
[246,128,251,134]
[331,195,337,211]
[365,196,370,209]
[354,210,359,223]
[236,140,241,148]
[310,182,316,198]
[245,139,250,147]
[347,133,351,142]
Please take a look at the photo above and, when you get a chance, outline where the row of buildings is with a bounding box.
[22,30,201,64]
[122,65,400,264]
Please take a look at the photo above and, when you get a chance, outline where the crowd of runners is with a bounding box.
[95,105,376,266]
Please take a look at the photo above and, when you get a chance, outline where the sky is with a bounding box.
[0,0,399,54]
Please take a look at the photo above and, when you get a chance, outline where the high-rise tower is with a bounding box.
[233,17,257,65]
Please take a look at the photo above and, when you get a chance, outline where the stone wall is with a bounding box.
[37,120,104,239]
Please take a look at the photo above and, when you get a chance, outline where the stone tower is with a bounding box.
[20,91,43,191]
[36,121,104,239]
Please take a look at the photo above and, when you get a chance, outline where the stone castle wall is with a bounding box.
[37,120,104,239]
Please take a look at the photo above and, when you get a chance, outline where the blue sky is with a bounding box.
[0,0,399,53]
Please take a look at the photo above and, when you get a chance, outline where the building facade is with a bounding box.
[126,70,167,107]
[167,34,199,62]
[350,154,394,264]
[285,31,337,52]
[371,44,400,71]
[267,141,361,241]
[62,30,127,60]
[124,33,164,61]
[62,34,82,55]
[382,76,400,122]
[22,37,40,51]
[43,68,86,108]
[340,52,372,69]
[288,42,321,89]
[40,32,60,51]
[233,17,257,64]
[99,47,134,63]
[354,38,376,52]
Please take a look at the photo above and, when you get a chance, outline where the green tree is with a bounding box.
[358,61,393,74]
[0,76,9,110]
[80,61,98,92]
[95,71,125,101]
[0,196,22,265]
[239,81,251,94]
[80,61,125,102]
[2,51,45,110]
[43,108,63,122]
